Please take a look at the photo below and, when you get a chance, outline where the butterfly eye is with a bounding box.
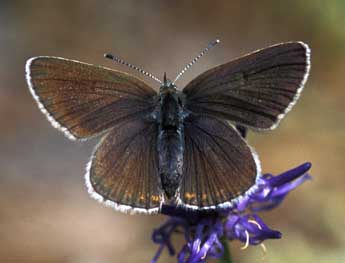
[160,77,176,92]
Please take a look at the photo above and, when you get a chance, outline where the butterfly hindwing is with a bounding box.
[85,117,162,214]
[180,115,260,209]
[182,42,310,130]
[26,56,157,140]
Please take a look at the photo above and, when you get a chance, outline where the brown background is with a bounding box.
[0,1,344,262]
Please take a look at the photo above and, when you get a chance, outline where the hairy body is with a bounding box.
[156,78,185,200]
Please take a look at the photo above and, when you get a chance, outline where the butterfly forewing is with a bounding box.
[183,42,310,130]
[180,115,260,209]
[86,118,162,214]
[26,57,157,140]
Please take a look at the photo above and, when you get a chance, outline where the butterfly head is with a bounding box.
[160,72,176,93]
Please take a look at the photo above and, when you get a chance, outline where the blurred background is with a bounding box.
[0,1,344,262]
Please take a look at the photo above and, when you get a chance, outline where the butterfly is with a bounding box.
[25,40,310,214]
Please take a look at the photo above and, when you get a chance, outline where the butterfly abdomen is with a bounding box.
[157,88,185,200]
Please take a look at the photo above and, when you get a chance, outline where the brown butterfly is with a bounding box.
[26,40,310,214]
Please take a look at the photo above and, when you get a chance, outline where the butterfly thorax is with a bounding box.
[157,78,185,201]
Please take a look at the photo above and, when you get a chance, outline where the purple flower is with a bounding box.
[150,162,311,263]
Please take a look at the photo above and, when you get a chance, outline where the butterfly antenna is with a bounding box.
[173,39,220,84]
[104,53,162,84]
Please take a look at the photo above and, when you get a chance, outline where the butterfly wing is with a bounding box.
[180,115,260,209]
[26,56,157,140]
[182,42,310,130]
[85,117,162,214]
